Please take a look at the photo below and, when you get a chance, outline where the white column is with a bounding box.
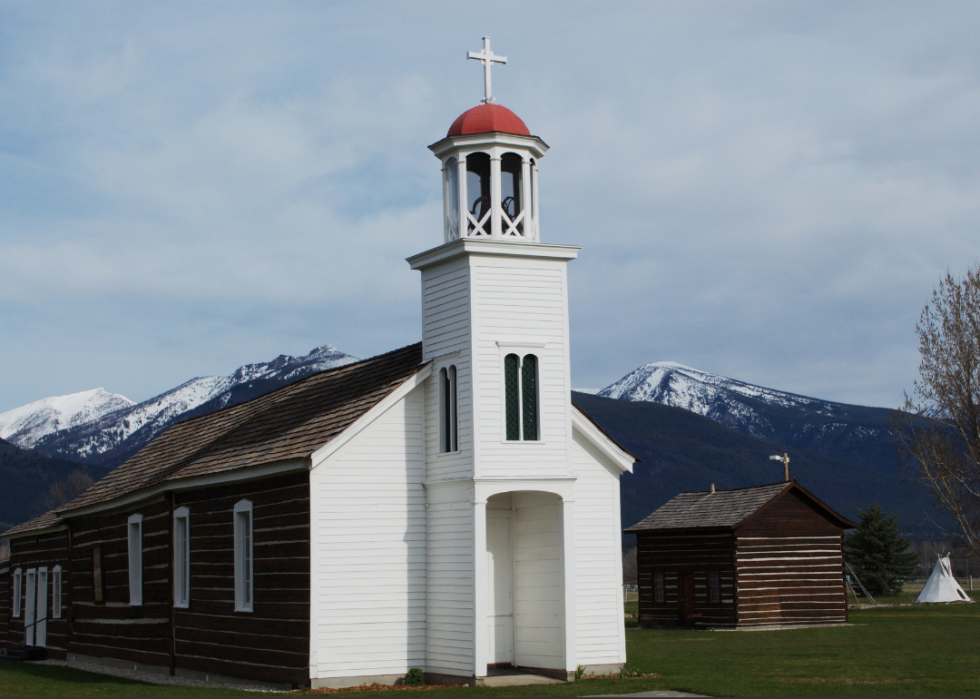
[490,156,502,238]
[531,162,540,240]
[560,498,577,674]
[457,156,468,238]
[473,498,488,679]
[521,157,532,240]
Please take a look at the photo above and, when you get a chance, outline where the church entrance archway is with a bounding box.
[485,490,564,673]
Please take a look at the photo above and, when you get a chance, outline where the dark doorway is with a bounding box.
[677,572,695,623]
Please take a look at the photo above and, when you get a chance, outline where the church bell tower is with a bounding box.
[407,38,585,681]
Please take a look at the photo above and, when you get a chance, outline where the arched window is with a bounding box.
[173,506,190,608]
[234,499,254,612]
[504,353,539,441]
[443,157,459,239]
[128,513,143,606]
[500,153,524,236]
[466,153,491,235]
[440,365,458,452]
[12,568,22,618]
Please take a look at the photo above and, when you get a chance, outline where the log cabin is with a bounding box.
[627,481,856,629]
[0,77,637,689]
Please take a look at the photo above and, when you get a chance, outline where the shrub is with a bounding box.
[404,668,425,686]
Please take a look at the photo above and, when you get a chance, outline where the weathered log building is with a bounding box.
[627,481,856,629]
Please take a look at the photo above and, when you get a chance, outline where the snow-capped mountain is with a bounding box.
[0,388,135,450]
[7,344,358,467]
[597,361,895,466]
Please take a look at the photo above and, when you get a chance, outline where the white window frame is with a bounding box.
[128,513,143,606]
[12,568,22,618]
[173,506,190,608]
[233,499,253,613]
[439,364,459,453]
[25,568,36,646]
[52,566,62,619]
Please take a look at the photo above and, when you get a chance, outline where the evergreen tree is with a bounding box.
[845,504,919,596]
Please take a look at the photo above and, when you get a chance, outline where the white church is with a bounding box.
[2,39,634,689]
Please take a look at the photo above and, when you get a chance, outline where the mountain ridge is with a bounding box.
[2,344,358,467]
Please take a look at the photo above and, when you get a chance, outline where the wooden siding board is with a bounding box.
[310,388,427,682]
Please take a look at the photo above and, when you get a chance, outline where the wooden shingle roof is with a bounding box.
[3,343,424,537]
[625,481,858,533]
[2,510,65,538]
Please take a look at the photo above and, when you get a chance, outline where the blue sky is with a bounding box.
[1,1,978,412]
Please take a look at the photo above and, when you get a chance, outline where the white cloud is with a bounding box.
[1,1,979,411]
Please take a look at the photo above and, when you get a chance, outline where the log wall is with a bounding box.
[64,472,310,687]
[6,530,70,658]
[68,497,173,667]
[735,490,847,626]
[0,564,10,650]
[173,472,310,687]
[636,531,736,627]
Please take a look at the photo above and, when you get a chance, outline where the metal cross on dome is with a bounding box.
[467,37,507,104]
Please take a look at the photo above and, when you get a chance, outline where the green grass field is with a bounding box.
[2,592,978,697]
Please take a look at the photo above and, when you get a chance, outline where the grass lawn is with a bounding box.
[2,592,978,697]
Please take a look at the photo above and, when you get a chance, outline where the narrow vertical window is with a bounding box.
[51,566,62,619]
[654,571,665,603]
[709,571,720,603]
[35,567,47,647]
[449,365,458,451]
[504,354,520,440]
[92,546,103,603]
[128,514,143,606]
[25,569,36,646]
[234,499,253,612]
[12,568,22,618]
[173,506,190,608]
[440,365,458,453]
[521,354,538,441]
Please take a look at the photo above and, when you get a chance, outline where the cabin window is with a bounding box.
[505,353,540,441]
[654,571,665,603]
[709,571,720,603]
[127,514,143,605]
[466,153,491,235]
[92,546,104,603]
[12,568,22,617]
[52,566,62,619]
[500,153,524,235]
[440,365,458,453]
[443,157,459,239]
[234,499,254,612]
[25,569,36,646]
[173,506,190,608]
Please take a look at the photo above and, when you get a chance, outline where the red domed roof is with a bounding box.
[448,103,530,137]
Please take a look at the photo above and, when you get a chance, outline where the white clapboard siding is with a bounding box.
[471,257,570,479]
[426,491,475,675]
[310,387,427,680]
[422,255,474,483]
[572,432,627,665]
[512,491,563,670]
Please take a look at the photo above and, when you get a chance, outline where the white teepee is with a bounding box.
[915,555,973,604]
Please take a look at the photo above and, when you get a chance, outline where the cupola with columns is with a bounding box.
[428,38,547,242]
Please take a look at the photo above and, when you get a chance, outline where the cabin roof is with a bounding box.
[625,480,856,533]
[3,343,425,538]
